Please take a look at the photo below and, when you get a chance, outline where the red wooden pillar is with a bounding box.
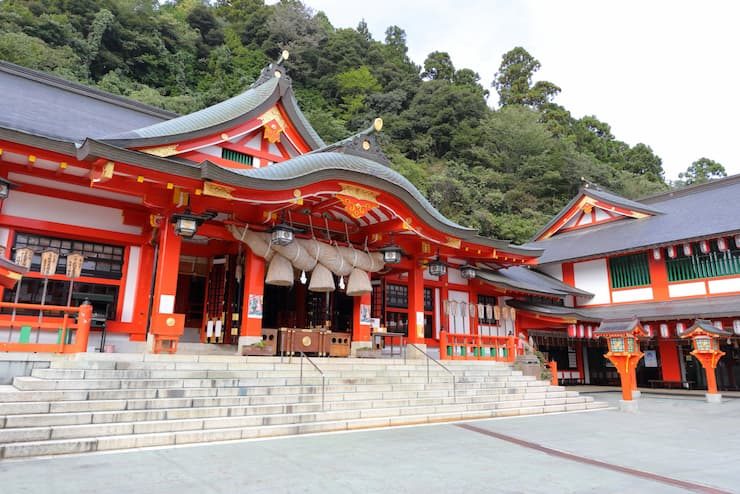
[239,249,265,345]
[407,260,425,345]
[152,223,182,315]
[352,293,372,350]
[648,253,669,301]
[658,338,682,381]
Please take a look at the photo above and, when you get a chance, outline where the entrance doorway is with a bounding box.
[262,281,355,333]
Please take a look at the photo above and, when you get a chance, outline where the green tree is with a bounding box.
[422,51,454,81]
[493,47,560,108]
[678,158,727,185]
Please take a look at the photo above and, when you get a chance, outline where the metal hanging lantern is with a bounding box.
[271,223,295,246]
[428,258,446,277]
[172,210,200,238]
[379,245,403,264]
[460,264,477,280]
[0,177,16,200]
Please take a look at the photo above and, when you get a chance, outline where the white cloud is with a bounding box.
[296,0,740,179]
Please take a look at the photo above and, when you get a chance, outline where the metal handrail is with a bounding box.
[405,343,456,403]
[298,351,326,411]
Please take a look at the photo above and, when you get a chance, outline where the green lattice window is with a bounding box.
[609,253,651,289]
[221,148,254,166]
[666,241,740,282]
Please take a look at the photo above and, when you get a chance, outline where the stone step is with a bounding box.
[0,394,598,444]
[0,388,577,428]
[0,401,607,459]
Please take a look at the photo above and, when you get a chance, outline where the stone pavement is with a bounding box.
[0,392,737,494]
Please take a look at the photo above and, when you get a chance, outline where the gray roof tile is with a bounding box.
[528,177,740,264]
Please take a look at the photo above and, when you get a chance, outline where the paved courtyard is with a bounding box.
[0,392,737,493]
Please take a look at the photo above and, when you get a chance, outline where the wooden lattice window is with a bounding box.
[386,284,408,309]
[609,253,651,289]
[221,148,254,166]
[666,241,740,282]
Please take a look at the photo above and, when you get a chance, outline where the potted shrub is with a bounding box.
[241,338,275,356]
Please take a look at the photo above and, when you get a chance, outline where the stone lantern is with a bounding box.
[594,319,646,412]
[679,319,731,403]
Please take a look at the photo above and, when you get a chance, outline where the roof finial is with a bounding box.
[276,50,290,65]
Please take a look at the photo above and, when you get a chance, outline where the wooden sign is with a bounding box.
[66,253,84,279]
[39,250,59,277]
[14,247,33,269]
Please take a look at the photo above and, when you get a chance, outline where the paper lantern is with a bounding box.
[733,320,740,335]
[644,324,652,338]
[587,325,593,339]
[666,246,677,259]
[735,234,740,249]
[713,321,724,330]
[568,324,577,338]
[718,238,729,252]
[65,253,84,279]
[477,304,485,319]
[699,240,710,254]
[39,250,59,277]
[493,305,500,321]
[469,303,477,317]
[308,263,335,292]
[578,324,585,338]
[660,323,669,338]
[265,254,293,287]
[14,247,33,269]
[346,268,371,296]
[676,322,685,336]
[652,248,661,260]
[682,243,692,256]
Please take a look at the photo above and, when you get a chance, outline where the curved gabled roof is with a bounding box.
[102,64,325,150]
[199,152,542,257]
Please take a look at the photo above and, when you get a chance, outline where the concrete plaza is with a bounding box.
[0,392,737,493]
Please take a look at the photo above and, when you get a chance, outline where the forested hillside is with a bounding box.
[0,0,683,243]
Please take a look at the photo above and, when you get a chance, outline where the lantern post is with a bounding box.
[594,319,646,412]
[679,320,732,403]
[36,249,60,343]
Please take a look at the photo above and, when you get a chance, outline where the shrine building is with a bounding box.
[0,57,563,357]
[519,181,740,390]
[1,56,739,393]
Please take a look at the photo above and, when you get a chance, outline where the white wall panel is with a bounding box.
[573,259,610,305]
[447,268,468,286]
[3,191,141,235]
[447,290,469,334]
[611,287,653,303]
[668,282,706,298]
[121,246,141,323]
[708,277,740,294]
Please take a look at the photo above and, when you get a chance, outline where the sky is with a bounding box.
[286,0,740,180]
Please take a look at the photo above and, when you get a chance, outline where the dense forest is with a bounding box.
[0,0,728,243]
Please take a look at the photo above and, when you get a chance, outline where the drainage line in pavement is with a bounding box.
[455,423,730,494]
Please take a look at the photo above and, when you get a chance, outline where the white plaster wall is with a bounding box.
[611,287,653,303]
[594,208,610,221]
[121,246,141,323]
[708,277,740,294]
[447,268,468,286]
[668,282,706,298]
[447,289,469,334]
[537,263,563,281]
[3,192,142,235]
[573,259,610,305]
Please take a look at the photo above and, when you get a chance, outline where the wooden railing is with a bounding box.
[439,331,516,362]
[0,301,92,353]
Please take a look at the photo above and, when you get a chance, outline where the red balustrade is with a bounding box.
[439,331,516,362]
[0,301,92,353]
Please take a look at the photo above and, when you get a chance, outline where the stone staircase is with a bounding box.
[0,354,608,459]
